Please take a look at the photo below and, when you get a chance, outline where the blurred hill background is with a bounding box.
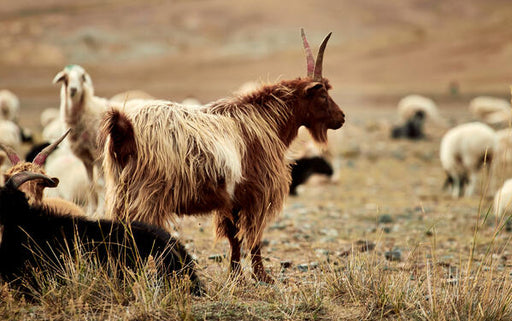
[1,0,512,123]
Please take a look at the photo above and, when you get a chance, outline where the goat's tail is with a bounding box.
[98,108,136,168]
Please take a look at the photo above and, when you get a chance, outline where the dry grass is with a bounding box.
[3,107,512,320]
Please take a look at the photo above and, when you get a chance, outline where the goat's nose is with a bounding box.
[69,87,77,97]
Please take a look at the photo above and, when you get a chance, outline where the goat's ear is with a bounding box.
[304,82,324,97]
[53,71,66,84]
[45,177,59,188]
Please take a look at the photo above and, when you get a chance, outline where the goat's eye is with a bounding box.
[82,75,86,82]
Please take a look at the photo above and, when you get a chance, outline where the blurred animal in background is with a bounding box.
[494,178,512,218]
[469,96,511,127]
[397,94,443,125]
[289,156,333,195]
[99,29,345,283]
[0,171,203,296]
[0,89,20,122]
[110,90,155,103]
[440,122,497,198]
[0,89,32,143]
[391,110,426,140]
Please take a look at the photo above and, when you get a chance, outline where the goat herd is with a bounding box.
[1,27,511,300]
[0,29,345,296]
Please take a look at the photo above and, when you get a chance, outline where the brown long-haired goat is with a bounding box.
[99,29,345,283]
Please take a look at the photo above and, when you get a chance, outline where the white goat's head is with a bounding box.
[53,65,93,119]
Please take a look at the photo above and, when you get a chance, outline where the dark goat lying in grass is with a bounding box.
[0,171,202,296]
[290,156,333,195]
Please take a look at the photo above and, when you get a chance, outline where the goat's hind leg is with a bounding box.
[251,241,274,284]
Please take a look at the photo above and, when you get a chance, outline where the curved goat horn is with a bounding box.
[6,171,58,190]
[0,143,20,165]
[313,32,332,81]
[33,128,71,166]
[301,28,315,78]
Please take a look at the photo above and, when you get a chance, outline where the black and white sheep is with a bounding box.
[0,171,202,295]
[391,110,426,140]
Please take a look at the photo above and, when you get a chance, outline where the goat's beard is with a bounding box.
[308,123,328,144]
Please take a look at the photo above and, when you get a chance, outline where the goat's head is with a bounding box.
[53,65,93,117]
[0,129,69,205]
[296,29,345,143]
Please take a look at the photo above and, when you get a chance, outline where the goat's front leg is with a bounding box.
[251,243,274,284]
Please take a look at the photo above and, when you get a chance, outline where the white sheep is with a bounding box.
[0,89,20,122]
[53,64,108,215]
[43,141,91,209]
[494,179,512,217]
[0,119,22,173]
[40,107,60,128]
[469,96,512,126]
[440,122,497,198]
[397,94,443,124]
[181,96,202,107]
[110,90,155,103]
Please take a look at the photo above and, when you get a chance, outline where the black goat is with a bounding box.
[391,110,426,140]
[290,156,334,195]
[24,142,51,162]
[0,171,202,295]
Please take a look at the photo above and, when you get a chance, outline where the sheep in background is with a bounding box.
[494,179,512,218]
[397,94,443,124]
[0,171,202,296]
[181,96,202,107]
[110,90,155,103]
[235,81,260,96]
[391,110,426,140]
[1,130,85,217]
[0,89,20,122]
[99,29,345,283]
[469,96,511,126]
[440,122,497,198]
[53,64,108,215]
[0,119,22,173]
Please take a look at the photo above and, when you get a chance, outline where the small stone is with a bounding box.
[280,261,293,269]
[384,249,402,262]
[378,214,393,224]
[269,222,287,231]
[297,262,318,272]
[208,254,224,263]
[425,230,433,236]
[383,227,391,234]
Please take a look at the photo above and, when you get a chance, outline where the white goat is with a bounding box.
[53,64,108,215]
[0,89,20,122]
[398,94,443,124]
[440,122,497,198]
[469,96,511,126]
